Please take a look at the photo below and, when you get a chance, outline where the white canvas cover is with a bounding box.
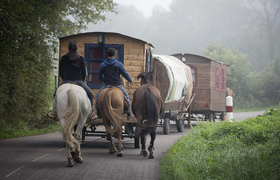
[153,55,193,103]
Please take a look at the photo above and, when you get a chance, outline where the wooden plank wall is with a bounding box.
[59,33,151,104]
[209,61,227,111]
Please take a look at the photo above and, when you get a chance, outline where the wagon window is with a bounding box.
[216,67,219,91]
[221,68,225,91]
[84,44,124,88]
[187,65,197,87]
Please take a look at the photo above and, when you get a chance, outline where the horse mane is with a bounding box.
[137,71,154,85]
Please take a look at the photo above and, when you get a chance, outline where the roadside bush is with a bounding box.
[160,107,280,180]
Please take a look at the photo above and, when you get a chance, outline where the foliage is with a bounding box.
[260,56,280,104]
[160,107,280,180]
[203,43,260,109]
[0,122,60,140]
[0,0,115,131]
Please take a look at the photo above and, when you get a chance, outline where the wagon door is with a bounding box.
[84,44,124,89]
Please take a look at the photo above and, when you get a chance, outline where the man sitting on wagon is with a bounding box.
[94,47,133,120]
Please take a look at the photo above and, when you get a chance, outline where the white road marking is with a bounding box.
[32,153,50,162]
[5,153,51,177]
[5,165,25,177]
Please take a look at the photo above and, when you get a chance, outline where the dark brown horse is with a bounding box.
[132,71,163,158]
[97,87,128,157]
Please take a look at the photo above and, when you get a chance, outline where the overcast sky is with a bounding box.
[113,0,173,17]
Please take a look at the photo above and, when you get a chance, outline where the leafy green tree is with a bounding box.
[0,0,115,130]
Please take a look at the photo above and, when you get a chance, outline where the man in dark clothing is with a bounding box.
[95,47,133,120]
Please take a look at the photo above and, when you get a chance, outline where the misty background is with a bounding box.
[85,0,280,72]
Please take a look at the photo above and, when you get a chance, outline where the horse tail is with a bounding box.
[140,87,159,136]
[103,90,122,134]
[62,88,80,148]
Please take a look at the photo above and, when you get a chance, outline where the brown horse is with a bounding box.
[96,87,128,157]
[132,71,163,158]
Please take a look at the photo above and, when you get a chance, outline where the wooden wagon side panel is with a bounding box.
[209,61,227,112]
[185,62,211,111]
[191,89,211,111]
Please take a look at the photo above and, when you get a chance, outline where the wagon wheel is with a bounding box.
[134,137,140,149]
[176,119,184,132]
[134,125,140,148]
[220,112,225,121]
[175,114,184,132]
[74,125,86,142]
[82,126,86,142]
[209,112,215,122]
[163,118,170,135]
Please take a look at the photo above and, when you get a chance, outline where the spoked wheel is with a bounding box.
[176,119,184,132]
[163,118,170,135]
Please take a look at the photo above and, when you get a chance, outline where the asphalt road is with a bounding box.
[0,110,265,180]
[232,110,266,122]
[0,123,190,180]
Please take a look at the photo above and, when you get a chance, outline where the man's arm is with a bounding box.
[119,63,132,82]
[98,65,104,82]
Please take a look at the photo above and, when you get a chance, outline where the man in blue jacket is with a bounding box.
[95,47,133,120]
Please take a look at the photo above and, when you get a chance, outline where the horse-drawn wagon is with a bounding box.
[58,32,155,147]
[152,55,195,134]
[172,53,228,121]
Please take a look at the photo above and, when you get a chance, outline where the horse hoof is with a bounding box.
[74,157,83,163]
[66,163,73,167]
[148,155,154,159]
[117,153,123,157]
[141,150,148,157]
[109,151,115,154]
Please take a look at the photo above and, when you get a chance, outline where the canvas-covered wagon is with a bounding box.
[172,53,228,121]
[58,32,155,147]
[152,55,194,134]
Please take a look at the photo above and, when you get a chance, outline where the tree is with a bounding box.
[261,56,280,104]
[246,0,280,62]
[0,0,115,129]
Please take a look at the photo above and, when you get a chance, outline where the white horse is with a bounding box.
[53,83,91,167]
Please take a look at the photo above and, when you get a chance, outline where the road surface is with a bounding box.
[0,110,265,180]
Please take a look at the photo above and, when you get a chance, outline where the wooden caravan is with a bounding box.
[172,53,228,121]
[152,55,194,133]
[59,32,154,144]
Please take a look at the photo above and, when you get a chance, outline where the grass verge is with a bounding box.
[160,107,280,180]
[0,123,60,140]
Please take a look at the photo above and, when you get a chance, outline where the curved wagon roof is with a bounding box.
[59,31,154,48]
[171,53,228,66]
